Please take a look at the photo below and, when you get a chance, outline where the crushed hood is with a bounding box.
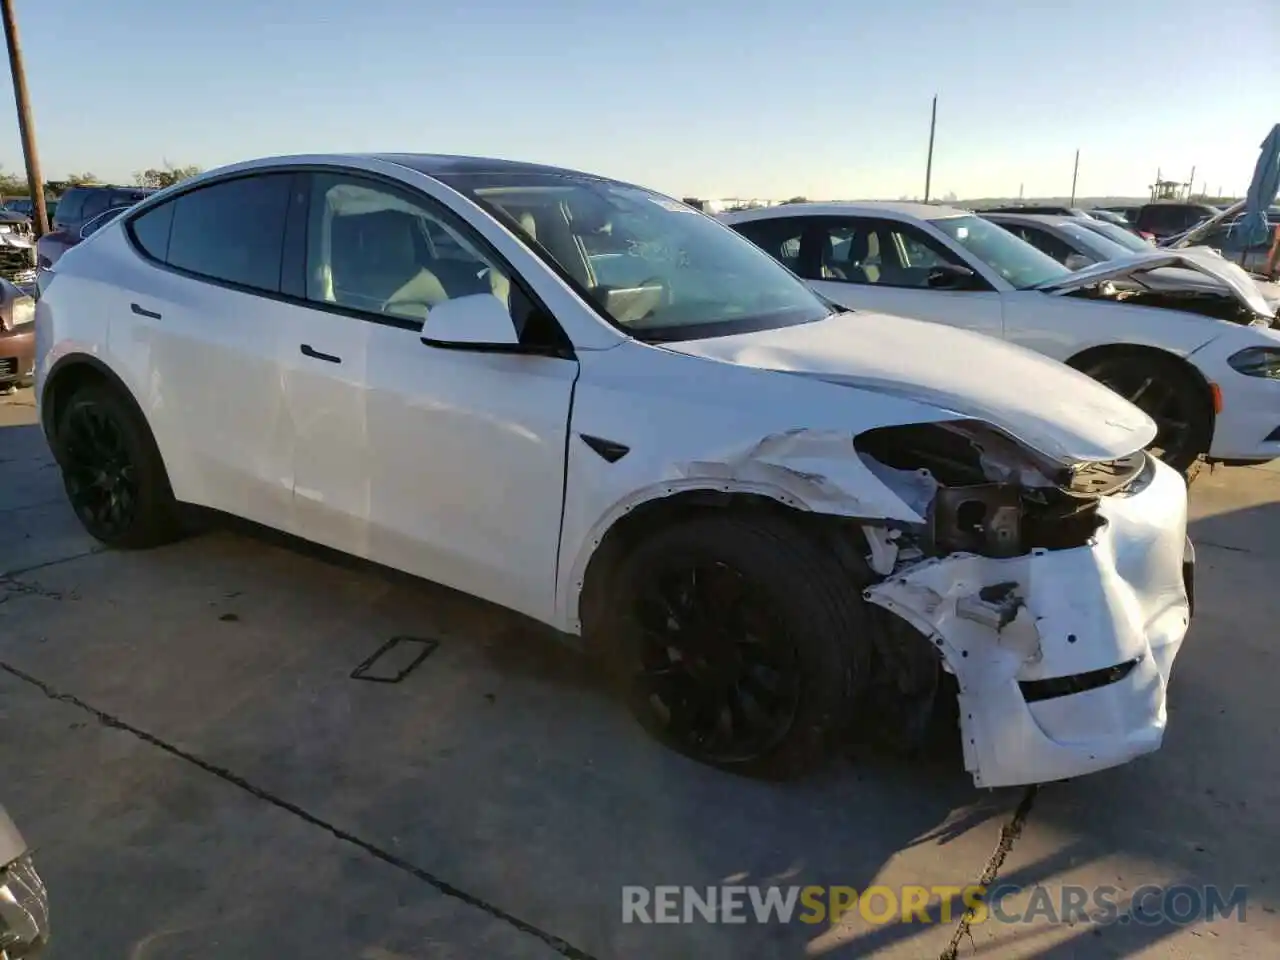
[1033,249,1275,319]
[660,312,1157,464]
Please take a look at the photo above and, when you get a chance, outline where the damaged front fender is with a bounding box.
[865,456,1192,788]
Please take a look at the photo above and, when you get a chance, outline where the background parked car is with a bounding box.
[2,196,57,222]
[0,277,36,394]
[982,211,1280,309]
[0,210,36,288]
[1135,201,1219,240]
[37,204,137,274]
[37,185,155,273]
[725,201,1279,472]
[982,204,1094,218]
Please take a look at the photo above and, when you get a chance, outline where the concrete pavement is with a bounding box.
[2,386,1277,958]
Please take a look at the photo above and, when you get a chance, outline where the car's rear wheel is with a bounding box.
[1077,353,1212,476]
[599,514,871,780]
[54,382,183,548]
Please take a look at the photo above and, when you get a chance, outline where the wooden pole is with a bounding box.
[924,96,937,202]
[1069,149,1079,206]
[1,0,47,236]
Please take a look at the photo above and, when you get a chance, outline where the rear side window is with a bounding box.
[163,174,293,292]
[129,203,175,261]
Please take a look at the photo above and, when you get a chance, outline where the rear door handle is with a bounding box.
[131,302,162,320]
[300,344,341,364]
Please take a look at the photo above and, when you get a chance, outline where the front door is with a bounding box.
[291,170,579,622]
[802,216,1006,339]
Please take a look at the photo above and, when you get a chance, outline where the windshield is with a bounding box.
[1076,220,1150,253]
[1057,221,1139,259]
[929,215,1070,289]
[439,173,833,340]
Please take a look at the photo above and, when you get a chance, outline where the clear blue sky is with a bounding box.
[3,0,1276,199]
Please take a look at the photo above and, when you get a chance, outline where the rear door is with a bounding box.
[114,172,303,527]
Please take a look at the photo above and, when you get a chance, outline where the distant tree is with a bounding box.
[942,190,958,202]
[64,172,100,186]
[133,163,202,189]
[0,166,25,196]
[782,196,809,204]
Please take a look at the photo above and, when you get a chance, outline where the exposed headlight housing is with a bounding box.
[1227,346,1280,379]
[0,854,48,957]
[855,420,1146,558]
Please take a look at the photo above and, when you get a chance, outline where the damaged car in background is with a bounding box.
[725,203,1280,474]
[36,153,1193,789]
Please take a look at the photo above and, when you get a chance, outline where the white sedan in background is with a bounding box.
[35,154,1193,789]
[725,202,1280,473]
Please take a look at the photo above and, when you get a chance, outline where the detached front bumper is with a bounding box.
[867,457,1193,789]
[0,809,47,958]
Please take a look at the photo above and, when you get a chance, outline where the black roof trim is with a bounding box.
[370,152,613,182]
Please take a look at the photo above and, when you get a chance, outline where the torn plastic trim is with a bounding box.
[674,427,938,525]
[861,468,1191,789]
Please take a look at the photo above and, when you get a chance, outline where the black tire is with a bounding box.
[54,382,183,548]
[597,513,872,780]
[1075,352,1212,476]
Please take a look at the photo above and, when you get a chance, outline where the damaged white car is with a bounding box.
[725,202,1280,473]
[34,154,1194,788]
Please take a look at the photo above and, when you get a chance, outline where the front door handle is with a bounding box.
[131,302,162,320]
[300,344,341,364]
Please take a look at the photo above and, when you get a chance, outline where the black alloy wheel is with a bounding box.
[54,383,183,548]
[1079,354,1212,475]
[631,559,802,764]
[601,514,872,780]
[60,400,139,540]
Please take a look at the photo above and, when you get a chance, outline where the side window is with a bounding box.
[305,172,529,328]
[731,218,807,274]
[816,221,880,283]
[825,220,965,288]
[1014,227,1074,264]
[127,202,175,260]
[165,174,293,292]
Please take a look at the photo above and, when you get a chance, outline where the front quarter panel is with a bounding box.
[1000,291,1221,362]
[555,340,972,633]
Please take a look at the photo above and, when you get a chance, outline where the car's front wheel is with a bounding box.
[54,382,183,548]
[1076,352,1213,476]
[600,514,871,780]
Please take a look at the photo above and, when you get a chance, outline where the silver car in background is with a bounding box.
[0,805,47,958]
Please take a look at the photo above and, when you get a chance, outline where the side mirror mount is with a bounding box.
[926,264,978,290]
[1064,253,1093,271]
[419,293,520,350]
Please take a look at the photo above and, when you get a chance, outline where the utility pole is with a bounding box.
[1018,182,1024,200]
[923,95,937,203]
[1069,149,1079,206]
[1185,165,1195,200]
[1,0,47,236]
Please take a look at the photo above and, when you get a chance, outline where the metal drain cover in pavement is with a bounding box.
[350,636,440,683]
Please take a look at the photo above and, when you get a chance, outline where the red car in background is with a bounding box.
[35,184,153,274]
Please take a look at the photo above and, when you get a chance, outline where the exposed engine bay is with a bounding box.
[1066,279,1274,327]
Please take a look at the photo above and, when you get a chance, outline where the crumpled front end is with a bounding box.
[862,446,1191,789]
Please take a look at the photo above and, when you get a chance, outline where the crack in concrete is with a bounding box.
[0,661,599,960]
[0,575,72,602]
[939,784,1038,960]
[1,547,105,579]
